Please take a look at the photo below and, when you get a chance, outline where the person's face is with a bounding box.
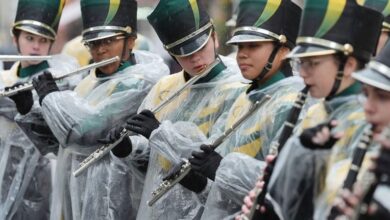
[362,85,390,134]
[86,35,135,75]
[13,30,52,67]
[236,41,288,81]
[293,55,339,98]
[175,33,219,76]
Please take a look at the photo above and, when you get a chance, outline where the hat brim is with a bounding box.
[226,33,275,45]
[286,45,337,59]
[14,25,55,40]
[168,28,212,57]
[83,31,124,42]
[353,68,390,92]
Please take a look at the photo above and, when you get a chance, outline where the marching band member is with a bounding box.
[31,0,169,219]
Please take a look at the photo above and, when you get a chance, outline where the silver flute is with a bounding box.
[72,58,222,177]
[148,94,272,206]
[0,56,120,97]
[0,55,52,62]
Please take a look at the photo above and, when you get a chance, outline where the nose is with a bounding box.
[189,51,201,63]
[32,40,40,51]
[237,47,248,60]
[363,97,376,116]
[96,44,107,54]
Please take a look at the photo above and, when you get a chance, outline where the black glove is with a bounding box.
[374,148,390,184]
[5,83,33,115]
[126,110,160,139]
[189,144,222,181]
[98,124,132,158]
[32,71,59,105]
[299,121,338,150]
[163,160,208,193]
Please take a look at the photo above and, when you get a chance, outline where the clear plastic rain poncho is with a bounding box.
[0,54,80,220]
[268,92,367,220]
[202,153,266,220]
[196,75,306,219]
[40,50,169,220]
[125,56,245,220]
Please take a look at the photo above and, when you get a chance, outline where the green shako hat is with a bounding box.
[12,0,65,40]
[353,41,390,92]
[81,0,137,42]
[358,0,390,32]
[227,0,302,49]
[147,0,213,57]
[288,0,383,62]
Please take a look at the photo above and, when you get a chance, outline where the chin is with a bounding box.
[28,60,43,66]
[100,64,120,75]
[240,72,255,80]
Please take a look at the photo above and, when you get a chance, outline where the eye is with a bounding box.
[362,87,368,98]
[105,38,113,45]
[248,43,260,48]
[40,38,48,44]
[376,91,390,101]
[26,35,33,41]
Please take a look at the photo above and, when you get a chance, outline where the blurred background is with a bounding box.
[0,0,239,72]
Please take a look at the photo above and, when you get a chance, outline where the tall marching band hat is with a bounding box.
[353,42,390,92]
[147,0,213,57]
[81,0,137,42]
[287,0,383,62]
[12,0,65,40]
[358,0,390,32]
[226,0,302,49]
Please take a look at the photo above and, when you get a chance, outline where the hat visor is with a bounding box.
[14,25,55,40]
[226,33,274,45]
[168,28,212,57]
[83,31,123,42]
[353,68,390,92]
[286,45,337,59]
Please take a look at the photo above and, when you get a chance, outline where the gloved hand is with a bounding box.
[163,160,208,193]
[32,71,59,105]
[98,124,132,158]
[126,109,160,139]
[189,144,222,181]
[5,82,33,115]
[299,120,340,150]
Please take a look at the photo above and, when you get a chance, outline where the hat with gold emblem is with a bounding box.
[81,0,137,42]
[12,0,65,40]
[148,0,213,57]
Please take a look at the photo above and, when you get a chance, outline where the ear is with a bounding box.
[343,56,358,77]
[12,35,18,47]
[127,36,136,50]
[278,46,290,59]
[212,31,220,50]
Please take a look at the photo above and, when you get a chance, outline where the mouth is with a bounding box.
[239,63,252,71]
[194,64,207,73]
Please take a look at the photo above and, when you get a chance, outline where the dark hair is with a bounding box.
[334,53,366,71]
[12,29,21,39]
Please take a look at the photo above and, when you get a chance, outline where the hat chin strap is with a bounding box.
[251,44,281,86]
[325,56,346,101]
[121,35,130,62]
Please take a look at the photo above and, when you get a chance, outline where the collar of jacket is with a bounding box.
[247,70,286,94]
[183,58,227,84]
[18,61,49,78]
[96,60,133,78]
[333,81,362,98]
